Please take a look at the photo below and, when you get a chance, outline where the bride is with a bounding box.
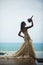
[14,16,36,60]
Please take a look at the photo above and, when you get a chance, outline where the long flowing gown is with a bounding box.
[14,31,36,59]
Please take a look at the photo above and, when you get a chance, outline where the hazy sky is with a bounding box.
[0,0,43,43]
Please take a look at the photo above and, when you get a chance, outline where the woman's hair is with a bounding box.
[21,21,26,31]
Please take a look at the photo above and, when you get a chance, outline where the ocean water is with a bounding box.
[0,43,43,51]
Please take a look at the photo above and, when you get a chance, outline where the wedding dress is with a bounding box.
[14,31,36,59]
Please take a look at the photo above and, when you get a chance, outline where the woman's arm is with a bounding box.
[18,30,24,38]
[26,19,33,29]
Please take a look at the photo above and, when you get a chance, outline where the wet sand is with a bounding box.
[0,58,37,65]
[0,51,43,65]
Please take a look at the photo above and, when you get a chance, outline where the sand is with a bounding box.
[0,57,43,65]
[0,57,37,65]
[0,51,43,65]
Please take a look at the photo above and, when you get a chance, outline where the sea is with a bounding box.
[0,43,43,51]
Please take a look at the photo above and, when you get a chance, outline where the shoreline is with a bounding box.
[0,51,43,58]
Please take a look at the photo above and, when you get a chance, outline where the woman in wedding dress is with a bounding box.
[14,16,36,60]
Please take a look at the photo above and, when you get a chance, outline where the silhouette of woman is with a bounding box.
[14,16,36,60]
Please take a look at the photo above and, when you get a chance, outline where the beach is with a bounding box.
[0,51,43,65]
[0,58,37,65]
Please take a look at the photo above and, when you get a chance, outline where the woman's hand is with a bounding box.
[27,16,33,23]
[28,18,32,22]
[26,16,33,29]
[18,30,24,38]
[22,36,24,38]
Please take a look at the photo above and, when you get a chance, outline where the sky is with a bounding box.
[0,0,43,43]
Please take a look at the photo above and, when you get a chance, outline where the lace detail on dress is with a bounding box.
[24,31,31,42]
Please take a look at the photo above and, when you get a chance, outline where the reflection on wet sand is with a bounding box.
[0,58,37,65]
[14,58,37,65]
